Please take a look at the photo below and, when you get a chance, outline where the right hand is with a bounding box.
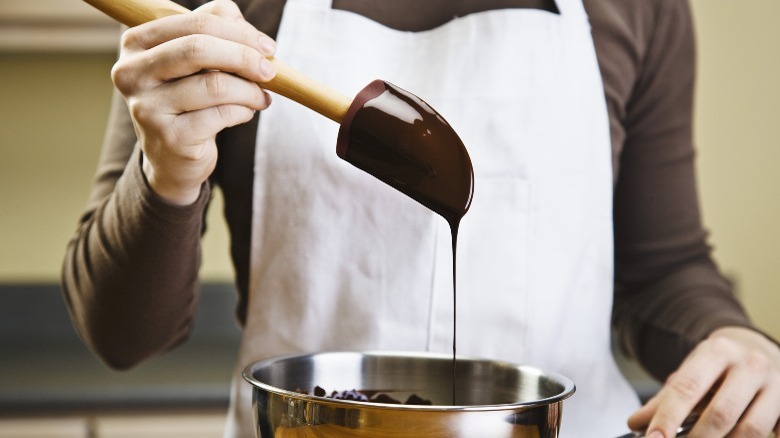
[111,0,276,205]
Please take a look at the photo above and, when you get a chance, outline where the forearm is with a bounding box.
[606,0,758,382]
[62,87,210,369]
[62,148,209,369]
[613,260,753,381]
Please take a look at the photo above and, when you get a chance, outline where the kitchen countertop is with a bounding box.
[0,283,659,416]
[0,283,242,415]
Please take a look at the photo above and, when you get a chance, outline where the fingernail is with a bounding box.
[259,36,276,56]
[259,58,275,80]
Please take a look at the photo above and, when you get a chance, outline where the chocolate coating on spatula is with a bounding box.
[336,80,474,226]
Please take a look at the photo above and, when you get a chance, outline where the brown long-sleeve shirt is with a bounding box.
[63,0,757,381]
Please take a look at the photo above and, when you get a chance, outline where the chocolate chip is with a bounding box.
[309,387,432,405]
[404,394,433,405]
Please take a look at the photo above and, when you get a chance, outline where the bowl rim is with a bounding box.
[241,350,576,412]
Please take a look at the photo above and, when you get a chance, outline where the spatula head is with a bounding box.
[336,80,474,225]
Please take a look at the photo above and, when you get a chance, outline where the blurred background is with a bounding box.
[1,0,778,436]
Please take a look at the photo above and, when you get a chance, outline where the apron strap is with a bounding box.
[286,0,332,8]
[555,0,588,20]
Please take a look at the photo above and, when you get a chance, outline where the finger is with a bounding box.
[113,37,275,99]
[731,381,780,438]
[689,351,769,437]
[156,71,271,115]
[141,104,256,166]
[174,103,262,145]
[114,33,276,95]
[125,71,268,136]
[627,393,660,430]
[132,71,270,144]
[121,6,275,57]
[645,340,736,437]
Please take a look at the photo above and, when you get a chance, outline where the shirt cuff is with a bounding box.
[127,146,211,224]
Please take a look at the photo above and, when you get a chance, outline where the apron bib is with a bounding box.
[226,1,640,436]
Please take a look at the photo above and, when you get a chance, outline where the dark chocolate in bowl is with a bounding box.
[242,351,575,437]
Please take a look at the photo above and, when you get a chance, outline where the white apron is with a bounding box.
[227,0,641,436]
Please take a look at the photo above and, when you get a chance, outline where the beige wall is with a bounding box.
[0,54,234,282]
[690,0,780,338]
[0,1,777,338]
[0,53,116,281]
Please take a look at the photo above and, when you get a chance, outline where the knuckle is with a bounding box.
[127,98,149,124]
[110,58,146,95]
[215,104,242,124]
[118,27,143,51]
[707,336,738,357]
[118,30,134,50]
[216,104,253,127]
[215,104,234,121]
[181,143,210,163]
[130,102,167,136]
[112,59,156,96]
[215,0,241,16]
[706,400,740,431]
[110,62,130,92]
[667,373,703,401]
[742,350,771,374]
[185,35,209,60]
[239,46,258,72]
[733,419,767,438]
[203,72,229,99]
[189,13,215,36]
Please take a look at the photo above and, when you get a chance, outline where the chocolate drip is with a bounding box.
[337,80,474,405]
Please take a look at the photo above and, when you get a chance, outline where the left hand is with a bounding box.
[628,326,780,437]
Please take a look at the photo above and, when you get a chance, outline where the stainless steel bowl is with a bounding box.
[242,351,575,437]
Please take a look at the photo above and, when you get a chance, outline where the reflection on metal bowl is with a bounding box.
[242,351,575,437]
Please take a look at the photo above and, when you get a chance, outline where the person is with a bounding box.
[62,0,780,437]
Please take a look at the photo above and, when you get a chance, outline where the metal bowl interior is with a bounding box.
[243,351,575,437]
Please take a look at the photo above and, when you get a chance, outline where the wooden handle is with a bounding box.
[84,0,352,123]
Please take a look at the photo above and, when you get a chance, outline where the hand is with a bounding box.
[628,326,780,437]
[111,0,276,205]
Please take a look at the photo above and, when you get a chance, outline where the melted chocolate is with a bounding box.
[337,80,473,226]
[305,386,433,406]
[337,81,474,405]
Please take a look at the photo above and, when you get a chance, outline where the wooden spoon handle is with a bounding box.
[84,0,352,123]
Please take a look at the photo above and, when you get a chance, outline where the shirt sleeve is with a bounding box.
[61,88,210,370]
[610,0,759,381]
